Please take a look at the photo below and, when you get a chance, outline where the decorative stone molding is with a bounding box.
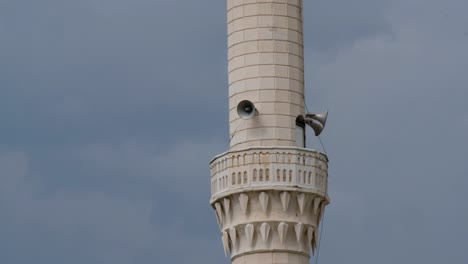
[211,188,328,258]
[245,224,255,247]
[210,147,328,201]
[260,223,271,244]
[239,193,249,214]
[210,147,328,259]
[259,192,269,213]
[278,222,289,245]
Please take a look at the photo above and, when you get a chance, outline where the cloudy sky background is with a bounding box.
[1,0,467,263]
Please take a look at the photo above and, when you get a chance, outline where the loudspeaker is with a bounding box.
[305,111,328,136]
[237,100,257,120]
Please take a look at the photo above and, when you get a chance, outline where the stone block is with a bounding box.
[288,67,303,81]
[289,91,301,105]
[272,28,288,40]
[258,16,275,28]
[258,115,277,127]
[275,77,289,90]
[260,90,277,102]
[274,65,289,78]
[259,40,275,52]
[287,17,301,31]
[276,127,292,139]
[245,28,259,42]
[258,253,274,264]
[274,53,289,65]
[259,65,276,77]
[276,90,290,103]
[287,30,298,43]
[287,4,300,18]
[288,79,302,93]
[259,53,275,65]
[228,31,244,47]
[242,16,259,29]
[273,16,288,28]
[272,3,288,16]
[273,41,288,53]
[258,3,273,15]
[229,56,245,73]
[276,115,292,128]
[257,102,276,114]
[287,0,300,7]
[229,6,244,21]
[288,54,302,68]
[243,4,259,16]
[275,102,291,115]
[245,78,260,89]
[287,42,302,56]
[272,252,288,263]
[245,53,260,66]
[259,77,275,89]
[259,28,274,40]
[231,0,243,9]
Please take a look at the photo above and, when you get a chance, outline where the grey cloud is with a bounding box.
[305,2,468,263]
[0,145,226,264]
[304,0,392,53]
[0,0,467,263]
[0,0,227,149]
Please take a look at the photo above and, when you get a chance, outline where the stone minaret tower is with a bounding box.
[210,0,329,263]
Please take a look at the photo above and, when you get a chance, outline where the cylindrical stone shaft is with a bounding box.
[228,0,305,150]
[233,252,309,264]
[212,1,329,264]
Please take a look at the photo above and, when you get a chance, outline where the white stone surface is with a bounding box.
[211,0,330,263]
[227,0,306,150]
[210,147,328,261]
[210,147,328,199]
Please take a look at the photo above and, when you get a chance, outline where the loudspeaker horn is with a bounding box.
[305,111,328,136]
[237,100,257,120]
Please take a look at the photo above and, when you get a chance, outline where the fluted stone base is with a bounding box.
[233,252,309,264]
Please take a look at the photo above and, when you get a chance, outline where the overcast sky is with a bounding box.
[1,0,467,263]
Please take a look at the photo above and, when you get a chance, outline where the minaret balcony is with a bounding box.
[210,147,328,202]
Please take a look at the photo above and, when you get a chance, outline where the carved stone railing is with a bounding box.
[209,147,329,259]
[210,147,328,199]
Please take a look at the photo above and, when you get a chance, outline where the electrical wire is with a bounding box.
[314,141,328,264]
[304,97,311,114]
[229,120,244,142]
[314,207,326,264]
[313,131,329,264]
[317,135,328,156]
[314,134,329,264]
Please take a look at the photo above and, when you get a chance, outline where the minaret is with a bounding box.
[210,0,329,263]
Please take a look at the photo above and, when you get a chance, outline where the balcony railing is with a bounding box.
[210,147,328,198]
